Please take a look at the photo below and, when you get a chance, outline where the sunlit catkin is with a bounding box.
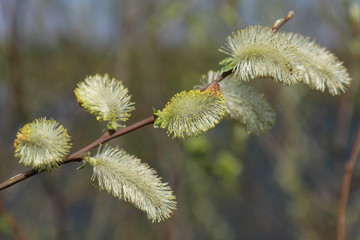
[201,71,276,135]
[154,87,226,138]
[220,25,304,85]
[285,32,351,95]
[88,146,176,222]
[14,118,72,171]
[75,74,135,130]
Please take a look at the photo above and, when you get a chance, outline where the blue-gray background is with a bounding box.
[1,0,360,239]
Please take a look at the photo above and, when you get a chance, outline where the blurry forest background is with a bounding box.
[1,0,360,239]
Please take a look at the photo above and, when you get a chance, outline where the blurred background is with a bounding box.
[1,0,360,239]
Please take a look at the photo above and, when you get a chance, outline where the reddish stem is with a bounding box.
[272,11,294,32]
[337,121,360,240]
[0,115,155,191]
[199,70,233,92]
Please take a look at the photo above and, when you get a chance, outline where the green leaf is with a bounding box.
[154,117,163,128]
[77,161,87,170]
[219,57,234,66]
[152,108,159,115]
[221,64,234,73]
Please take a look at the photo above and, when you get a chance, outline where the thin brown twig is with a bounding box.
[272,10,294,32]
[200,10,294,92]
[0,11,295,192]
[0,115,156,191]
[199,69,233,92]
[337,121,360,240]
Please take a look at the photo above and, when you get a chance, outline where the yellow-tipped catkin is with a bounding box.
[74,74,135,130]
[155,88,226,138]
[14,118,72,171]
[201,71,276,135]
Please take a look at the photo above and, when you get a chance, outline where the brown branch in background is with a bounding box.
[0,115,156,191]
[0,199,27,240]
[272,10,294,32]
[337,122,360,240]
[40,175,68,240]
[161,151,183,240]
[2,0,28,122]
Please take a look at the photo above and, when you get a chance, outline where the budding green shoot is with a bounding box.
[14,118,72,172]
[220,25,304,85]
[87,146,176,222]
[154,87,226,138]
[74,74,135,130]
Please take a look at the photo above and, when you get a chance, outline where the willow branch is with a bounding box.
[337,121,360,240]
[0,115,156,191]
[199,69,233,91]
[272,10,294,32]
[200,10,294,92]
[0,11,295,191]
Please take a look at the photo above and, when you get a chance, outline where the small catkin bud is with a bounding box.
[14,118,72,172]
[201,71,276,135]
[74,74,135,130]
[154,88,226,138]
